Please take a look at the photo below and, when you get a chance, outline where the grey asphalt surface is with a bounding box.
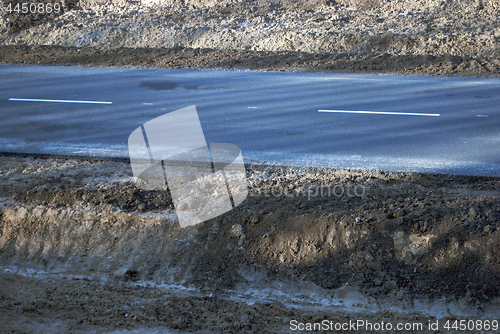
[1,65,499,175]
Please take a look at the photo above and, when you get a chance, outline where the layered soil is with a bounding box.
[1,154,499,332]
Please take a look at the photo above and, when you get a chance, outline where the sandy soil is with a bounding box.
[1,154,499,332]
[0,0,499,75]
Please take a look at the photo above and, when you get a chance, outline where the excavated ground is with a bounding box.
[0,0,499,76]
[1,1,500,332]
[1,154,499,333]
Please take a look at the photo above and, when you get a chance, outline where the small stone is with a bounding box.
[249,215,259,224]
[392,208,405,218]
[469,207,478,218]
[231,224,244,238]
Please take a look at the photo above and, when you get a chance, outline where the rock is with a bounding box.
[393,208,405,218]
[231,224,244,238]
[249,215,259,224]
[469,206,479,218]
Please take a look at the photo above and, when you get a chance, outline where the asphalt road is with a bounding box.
[1,65,499,175]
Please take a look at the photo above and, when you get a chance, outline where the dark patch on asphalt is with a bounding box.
[140,81,178,90]
[140,81,226,91]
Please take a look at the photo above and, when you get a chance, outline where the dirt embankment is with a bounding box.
[0,0,499,75]
[1,155,499,332]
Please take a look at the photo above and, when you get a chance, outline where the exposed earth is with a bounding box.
[1,0,500,332]
[0,0,499,75]
[0,154,499,332]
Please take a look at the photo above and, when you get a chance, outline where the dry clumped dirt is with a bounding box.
[0,154,499,333]
[0,0,499,75]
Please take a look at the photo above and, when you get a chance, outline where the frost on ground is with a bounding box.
[0,155,499,333]
[0,0,499,75]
